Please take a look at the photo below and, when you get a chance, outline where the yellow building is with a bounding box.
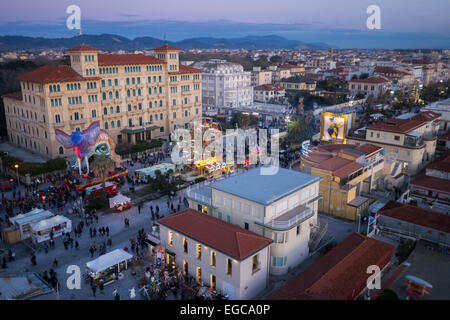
[280,76,316,92]
[298,144,386,220]
[2,44,203,159]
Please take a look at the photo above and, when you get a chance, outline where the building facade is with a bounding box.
[280,76,316,92]
[347,111,441,175]
[348,77,388,97]
[158,209,272,300]
[253,84,286,103]
[185,168,322,276]
[192,59,253,112]
[2,44,203,159]
[251,67,273,86]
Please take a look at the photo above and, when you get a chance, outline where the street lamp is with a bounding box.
[14,164,19,187]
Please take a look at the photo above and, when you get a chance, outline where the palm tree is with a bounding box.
[90,154,116,201]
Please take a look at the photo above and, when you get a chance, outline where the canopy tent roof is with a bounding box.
[30,215,71,232]
[10,209,55,226]
[109,193,131,207]
[135,163,175,176]
[85,181,116,192]
[86,249,133,273]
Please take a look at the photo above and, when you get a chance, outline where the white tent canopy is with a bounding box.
[109,193,131,208]
[86,249,133,273]
[30,215,71,232]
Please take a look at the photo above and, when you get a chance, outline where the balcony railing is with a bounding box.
[259,205,314,231]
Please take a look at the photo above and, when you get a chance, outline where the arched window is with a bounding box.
[59,146,64,155]
[111,121,115,128]
[116,106,120,113]
[110,107,113,114]
[103,108,107,115]
[109,92,113,99]
[117,120,121,127]
[104,122,108,129]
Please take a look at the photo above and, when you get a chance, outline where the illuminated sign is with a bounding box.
[195,156,234,173]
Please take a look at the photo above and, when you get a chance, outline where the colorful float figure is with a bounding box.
[327,117,342,139]
[55,122,101,175]
[55,121,122,176]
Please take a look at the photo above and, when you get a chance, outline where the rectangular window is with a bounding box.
[196,267,202,284]
[252,255,260,274]
[196,244,201,260]
[168,231,173,246]
[226,258,232,276]
[183,238,188,253]
[210,251,216,268]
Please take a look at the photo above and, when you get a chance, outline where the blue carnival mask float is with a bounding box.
[55,121,101,175]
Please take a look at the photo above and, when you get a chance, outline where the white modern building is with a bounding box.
[193,59,253,112]
[158,209,272,299]
[186,167,322,276]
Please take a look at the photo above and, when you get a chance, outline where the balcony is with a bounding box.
[257,205,314,231]
[404,135,424,147]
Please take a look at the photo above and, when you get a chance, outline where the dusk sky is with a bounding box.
[0,0,449,48]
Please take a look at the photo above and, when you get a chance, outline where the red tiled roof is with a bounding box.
[367,118,424,134]
[279,63,300,69]
[315,156,353,171]
[158,209,272,260]
[333,161,363,179]
[17,65,95,84]
[349,77,388,84]
[410,174,450,195]
[410,111,441,122]
[355,144,383,156]
[374,66,408,76]
[153,44,181,51]
[426,151,450,173]
[269,233,394,300]
[98,54,165,66]
[2,91,22,101]
[67,44,99,52]
[377,201,450,234]
[168,64,203,75]
[254,84,285,91]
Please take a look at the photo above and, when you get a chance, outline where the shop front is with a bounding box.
[30,215,72,244]
[85,249,134,286]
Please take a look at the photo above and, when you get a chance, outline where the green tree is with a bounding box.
[90,154,116,201]
[286,117,308,146]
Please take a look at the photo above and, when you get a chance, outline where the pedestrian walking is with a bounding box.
[99,282,104,295]
[93,227,97,237]
[89,227,93,238]
[106,227,109,237]
[91,284,97,298]
[89,246,94,257]
[53,258,58,268]
[138,203,142,214]
[75,240,79,250]
[31,254,37,266]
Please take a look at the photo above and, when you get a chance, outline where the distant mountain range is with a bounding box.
[0,34,330,51]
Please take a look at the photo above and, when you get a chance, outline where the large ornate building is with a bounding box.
[2,44,203,159]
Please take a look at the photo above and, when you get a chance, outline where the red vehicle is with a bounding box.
[85,181,118,198]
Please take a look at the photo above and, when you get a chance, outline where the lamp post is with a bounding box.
[14,164,19,187]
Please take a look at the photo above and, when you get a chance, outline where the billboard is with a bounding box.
[320,112,351,143]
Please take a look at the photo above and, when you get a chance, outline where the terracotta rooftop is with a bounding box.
[2,91,22,101]
[367,118,424,134]
[254,84,285,91]
[426,151,450,173]
[269,233,394,300]
[158,209,272,261]
[67,44,99,52]
[410,111,441,122]
[349,77,388,84]
[377,201,450,234]
[355,144,383,157]
[374,66,409,76]
[168,64,203,75]
[333,161,363,179]
[410,174,450,195]
[153,44,181,51]
[17,65,97,84]
[98,53,165,66]
[279,63,301,69]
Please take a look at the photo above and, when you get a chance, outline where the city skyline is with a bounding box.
[0,0,449,49]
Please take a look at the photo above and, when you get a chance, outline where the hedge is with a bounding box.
[115,139,164,156]
[1,155,68,176]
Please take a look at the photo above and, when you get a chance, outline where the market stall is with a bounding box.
[109,194,131,212]
[9,209,55,241]
[30,215,72,244]
[135,163,176,183]
[85,181,118,198]
[86,249,134,286]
